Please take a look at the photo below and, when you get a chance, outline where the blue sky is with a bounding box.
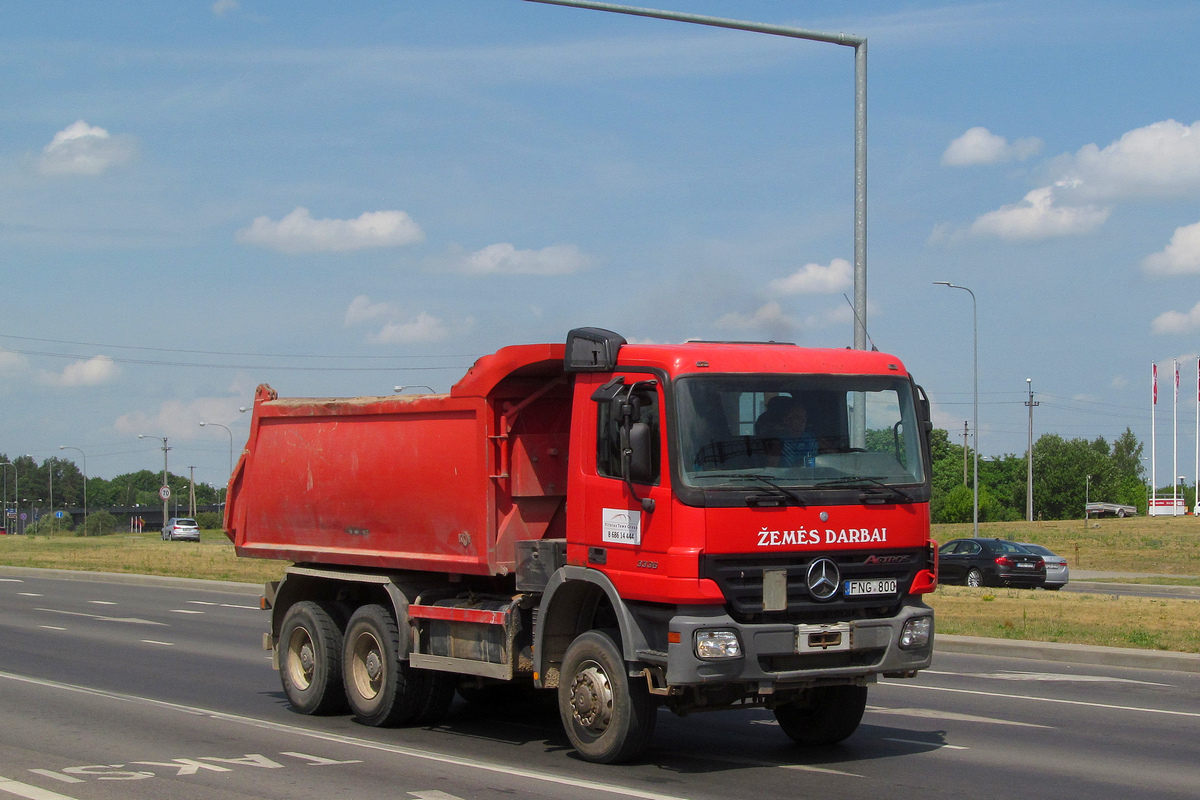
[3,0,1200,491]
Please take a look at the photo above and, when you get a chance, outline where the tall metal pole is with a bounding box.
[1025,378,1038,521]
[139,435,170,527]
[199,421,235,478]
[520,0,869,349]
[935,282,978,535]
[0,461,13,534]
[58,446,87,534]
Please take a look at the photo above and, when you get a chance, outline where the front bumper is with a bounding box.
[664,600,933,688]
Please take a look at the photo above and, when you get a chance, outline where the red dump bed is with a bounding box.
[224,343,573,575]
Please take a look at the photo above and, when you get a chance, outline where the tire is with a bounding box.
[1045,585,1062,591]
[412,671,457,725]
[279,601,347,715]
[965,568,983,588]
[1117,509,1127,518]
[342,604,424,727]
[558,630,657,764]
[774,685,868,746]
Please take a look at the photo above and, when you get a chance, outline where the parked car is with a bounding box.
[1017,543,1069,590]
[937,538,1045,588]
[162,517,201,542]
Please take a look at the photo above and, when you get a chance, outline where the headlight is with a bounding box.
[899,616,933,649]
[694,630,743,660]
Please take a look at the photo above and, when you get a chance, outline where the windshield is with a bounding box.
[675,374,926,491]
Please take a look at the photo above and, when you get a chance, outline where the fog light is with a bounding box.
[695,630,743,660]
[899,616,932,649]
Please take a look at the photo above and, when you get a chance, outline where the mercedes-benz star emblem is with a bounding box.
[806,558,840,601]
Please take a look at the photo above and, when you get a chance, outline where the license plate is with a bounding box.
[1016,563,1034,569]
[843,578,897,596]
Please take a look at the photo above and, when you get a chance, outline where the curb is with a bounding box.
[936,634,1200,674]
[0,565,260,595]
[5,565,1198,674]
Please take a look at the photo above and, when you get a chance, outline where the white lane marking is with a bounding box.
[0,670,696,800]
[883,682,1200,718]
[221,604,260,610]
[38,627,66,632]
[410,792,466,800]
[883,738,969,750]
[35,608,166,627]
[86,601,117,606]
[170,609,205,615]
[140,640,175,647]
[924,669,1172,687]
[186,601,218,606]
[18,594,42,597]
[0,579,23,583]
[187,600,258,610]
[866,705,1052,728]
[0,774,83,800]
[25,772,81,785]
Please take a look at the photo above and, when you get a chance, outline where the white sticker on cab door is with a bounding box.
[602,508,642,546]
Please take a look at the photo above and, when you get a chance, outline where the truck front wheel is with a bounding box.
[558,630,657,764]
[774,685,868,746]
[343,604,424,727]
[279,601,346,715]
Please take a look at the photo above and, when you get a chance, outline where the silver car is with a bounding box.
[1018,543,1069,589]
[162,517,201,542]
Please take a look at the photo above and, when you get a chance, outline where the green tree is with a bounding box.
[80,510,118,537]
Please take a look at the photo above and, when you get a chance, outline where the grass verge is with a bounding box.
[0,530,284,585]
[927,585,1200,653]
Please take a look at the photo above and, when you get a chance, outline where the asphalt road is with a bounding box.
[2,572,1198,800]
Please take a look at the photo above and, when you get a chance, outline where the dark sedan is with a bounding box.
[937,538,1046,588]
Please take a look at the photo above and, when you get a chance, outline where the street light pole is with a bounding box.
[1025,378,1038,522]
[139,435,170,528]
[0,461,13,534]
[198,421,234,478]
[935,281,979,535]
[58,446,87,534]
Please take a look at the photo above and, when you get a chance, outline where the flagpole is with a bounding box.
[1152,363,1157,515]
[1174,359,1179,513]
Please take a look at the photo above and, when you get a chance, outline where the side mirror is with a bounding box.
[625,422,655,485]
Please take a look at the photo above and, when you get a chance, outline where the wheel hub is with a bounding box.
[569,663,613,733]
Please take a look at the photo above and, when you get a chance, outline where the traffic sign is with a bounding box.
[159,486,171,501]
[55,511,64,519]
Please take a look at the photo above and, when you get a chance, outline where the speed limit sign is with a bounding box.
[159,486,171,501]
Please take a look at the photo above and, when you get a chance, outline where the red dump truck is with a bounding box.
[225,327,937,763]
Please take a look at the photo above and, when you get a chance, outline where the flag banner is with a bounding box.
[1153,363,1158,404]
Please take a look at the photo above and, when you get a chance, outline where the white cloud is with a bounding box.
[344,295,396,326]
[38,356,119,387]
[942,126,1043,166]
[367,312,451,344]
[1056,119,1200,200]
[212,0,240,15]
[39,120,135,176]
[716,301,797,341]
[237,207,424,253]
[438,242,594,276]
[0,348,29,375]
[768,258,852,295]
[1142,220,1200,276]
[1152,302,1200,335]
[115,396,243,440]
[969,186,1111,240]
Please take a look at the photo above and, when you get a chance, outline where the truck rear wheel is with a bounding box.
[279,601,346,715]
[343,604,424,727]
[774,685,868,746]
[558,630,657,764]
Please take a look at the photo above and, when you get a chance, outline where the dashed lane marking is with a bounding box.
[883,681,1200,718]
[140,640,175,647]
[866,705,1052,728]
[883,738,969,751]
[0,774,82,800]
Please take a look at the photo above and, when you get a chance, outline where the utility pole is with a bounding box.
[1025,378,1039,521]
[962,421,970,487]
[188,466,197,519]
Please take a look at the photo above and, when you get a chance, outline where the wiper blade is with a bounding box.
[815,476,914,502]
[720,474,806,507]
